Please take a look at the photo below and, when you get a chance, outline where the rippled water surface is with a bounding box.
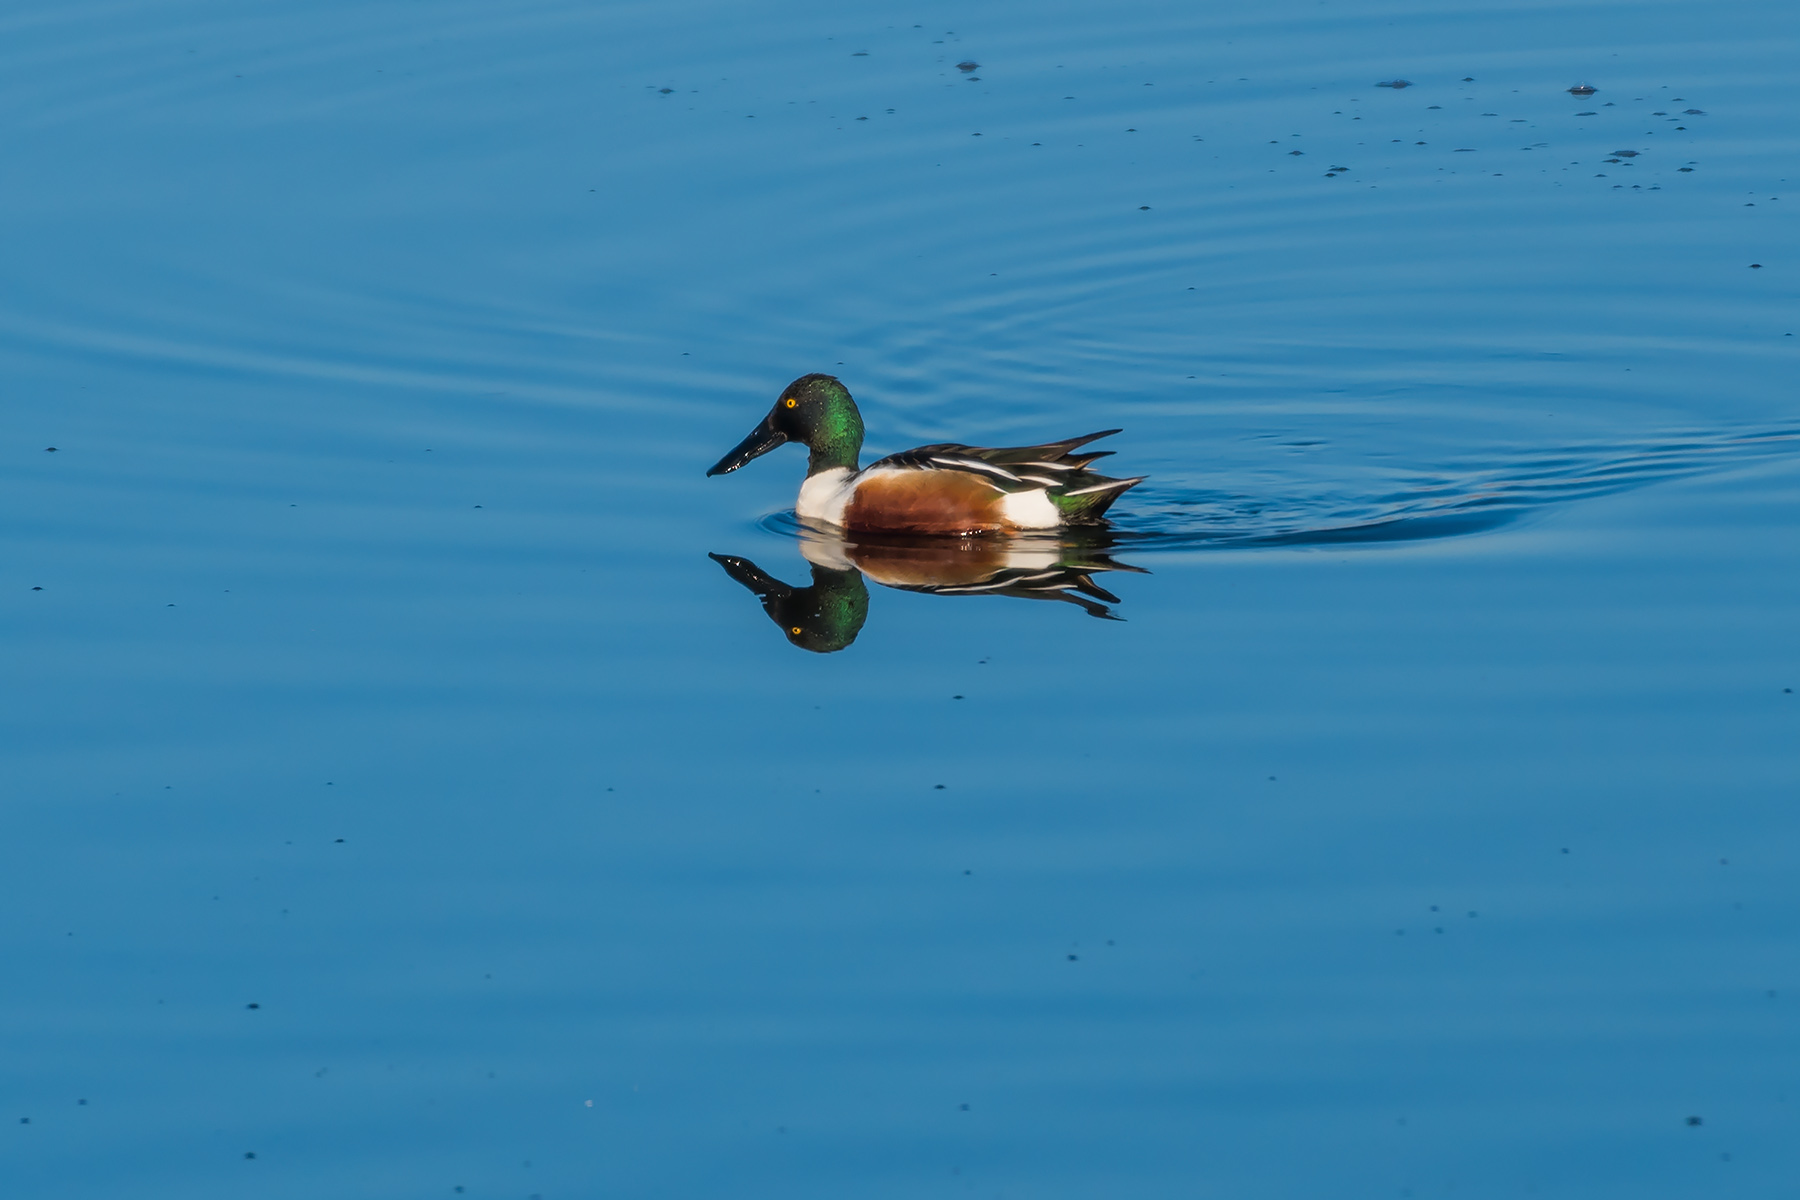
[5,1,1799,1196]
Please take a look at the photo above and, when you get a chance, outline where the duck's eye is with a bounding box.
[784,397,797,408]
[789,626,802,635]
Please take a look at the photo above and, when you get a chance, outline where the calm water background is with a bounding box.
[4,0,1798,1196]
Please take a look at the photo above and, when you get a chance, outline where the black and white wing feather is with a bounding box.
[868,430,1125,494]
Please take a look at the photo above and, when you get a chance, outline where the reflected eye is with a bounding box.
[784,398,797,408]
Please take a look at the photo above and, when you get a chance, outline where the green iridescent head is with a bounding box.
[709,552,870,653]
[706,373,866,478]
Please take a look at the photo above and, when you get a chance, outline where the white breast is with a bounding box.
[795,467,857,528]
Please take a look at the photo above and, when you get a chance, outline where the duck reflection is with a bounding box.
[711,528,1145,653]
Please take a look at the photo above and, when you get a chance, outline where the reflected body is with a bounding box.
[708,374,1145,535]
[712,528,1145,652]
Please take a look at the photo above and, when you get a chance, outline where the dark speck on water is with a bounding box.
[1568,83,1598,95]
[956,60,978,72]
[1687,1116,1703,1126]
[1376,79,1411,88]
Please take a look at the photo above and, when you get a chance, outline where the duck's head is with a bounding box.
[707,373,865,478]
[708,552,870,653]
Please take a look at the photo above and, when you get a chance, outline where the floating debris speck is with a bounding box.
[1568,84,1597,96]
[1376,79,1411,89]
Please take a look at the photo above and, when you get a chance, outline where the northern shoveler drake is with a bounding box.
[706,373,1146,535]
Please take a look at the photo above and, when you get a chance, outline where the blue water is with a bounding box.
[5,0,1798,1196]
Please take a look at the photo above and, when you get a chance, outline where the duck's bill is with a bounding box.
[706,416,788,476]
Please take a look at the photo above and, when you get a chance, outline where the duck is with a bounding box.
[706,373,1145,535]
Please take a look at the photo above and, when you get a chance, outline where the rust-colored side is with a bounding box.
[849,540,1016,587]
[841,471,1010,534]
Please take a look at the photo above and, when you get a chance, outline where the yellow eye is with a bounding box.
[784,397,797,408]
[789,626,802,635]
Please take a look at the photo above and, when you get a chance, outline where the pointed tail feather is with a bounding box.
[1055,428,1123,452]
[1069,574,1123,604]
[984,429,1122,465]
[1052,475,1145,521]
